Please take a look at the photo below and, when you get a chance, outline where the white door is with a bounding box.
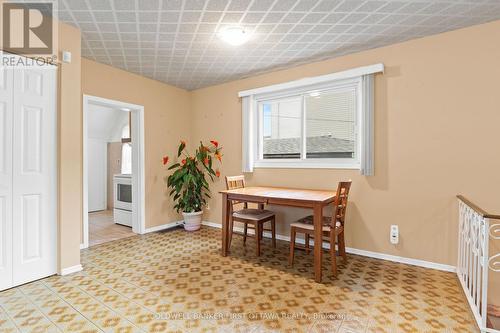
[10,62,57,287]
[87,139,107,212]
[0,65,14,290]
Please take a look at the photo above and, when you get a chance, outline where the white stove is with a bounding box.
[113,174,132,227]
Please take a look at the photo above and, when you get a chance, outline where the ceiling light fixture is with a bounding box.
[217,26,251,46]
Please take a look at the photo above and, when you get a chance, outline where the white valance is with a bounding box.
[239,63,383,98]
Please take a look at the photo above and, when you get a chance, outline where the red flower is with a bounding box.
[215,169,221,178]
[162,156,169,165]
[181,159,186,165]
[204,157,209,165]
[210,140,219,148]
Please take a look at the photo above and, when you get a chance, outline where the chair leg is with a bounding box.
[338,232,347,263]
[255,222,261,257]
[243,223,248,245]
[271,218,276,248]
[289,227,296,266]
[228,217,234,249]
[305,233,310,255]
[330,231,337,277]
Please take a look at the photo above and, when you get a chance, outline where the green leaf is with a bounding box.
[168,163,180,170]
[177,142,186,157]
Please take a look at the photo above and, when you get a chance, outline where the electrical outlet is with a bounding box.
[390,225,399,244]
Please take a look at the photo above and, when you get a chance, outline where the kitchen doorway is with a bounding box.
[82,95,145,248]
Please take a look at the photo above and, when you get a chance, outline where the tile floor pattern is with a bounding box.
[89,210,135,247]
[0,227,478,332]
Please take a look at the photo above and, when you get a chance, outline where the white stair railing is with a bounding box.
[457,195,500,333]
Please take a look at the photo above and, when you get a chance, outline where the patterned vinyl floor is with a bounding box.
[0,226,478,332]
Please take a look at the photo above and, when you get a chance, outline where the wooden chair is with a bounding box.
[226,175,276,256]
[289,181,352,276]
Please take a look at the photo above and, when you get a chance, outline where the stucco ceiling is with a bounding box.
[54,0,500,90]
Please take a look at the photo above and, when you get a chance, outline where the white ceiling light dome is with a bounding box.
[217,26,251,46]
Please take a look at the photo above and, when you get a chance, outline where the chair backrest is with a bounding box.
[225,175,245,190]
[332,181,352,228]
[225,175,247,209]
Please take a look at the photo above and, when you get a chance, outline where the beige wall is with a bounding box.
[81,59,191,230]
[57,23,82,272]
[191,21,500,279]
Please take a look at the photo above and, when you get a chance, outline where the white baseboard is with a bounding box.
[201,221,456,273]
[144,221,182,234]
[78,222,181,251]
[60,264,83,276]
[202,221,225,229]
[345,247,455,272]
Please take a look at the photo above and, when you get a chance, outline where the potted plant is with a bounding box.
[163,140,222,231]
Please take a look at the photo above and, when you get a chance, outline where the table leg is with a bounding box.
[222,193,229,256]
[313,204,323,283]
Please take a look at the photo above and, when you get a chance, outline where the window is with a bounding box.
[260,97,302,159]
[240,64,383,173]
[305,88,356,159]
[258,83,358,163]
[121,124,132,174]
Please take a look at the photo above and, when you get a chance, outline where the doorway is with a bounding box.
[82,95,145,249]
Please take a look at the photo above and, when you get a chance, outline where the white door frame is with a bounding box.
[82,95,145,249]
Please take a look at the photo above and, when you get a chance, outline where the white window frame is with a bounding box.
[239,64,383,173]
[254,77,362,169]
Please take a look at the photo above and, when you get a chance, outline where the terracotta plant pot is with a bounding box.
[182,211,203,231]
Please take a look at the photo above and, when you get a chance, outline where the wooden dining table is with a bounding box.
[220,186,337,283]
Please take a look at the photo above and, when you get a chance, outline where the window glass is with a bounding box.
[258,83,359,163]
[261,98,302,159]
[121,143,132,174]
[305,88,356,159]
[122,124,130,139]
[121,123,132,174]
